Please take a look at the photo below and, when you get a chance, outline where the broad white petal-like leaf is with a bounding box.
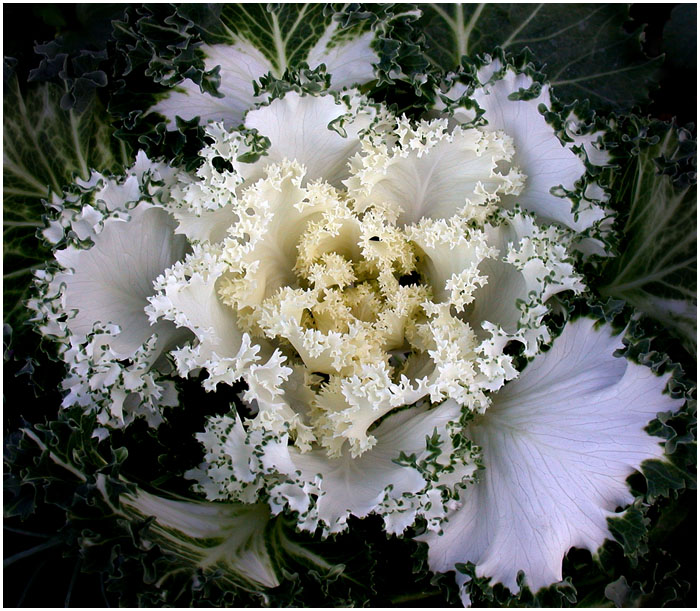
[244,92,373,186]
[54,203,187,358]
[469,65,606,232]
[349,120,523,226]
[306,21,378,90]
[288,399,462,533]
[418,317,683,595]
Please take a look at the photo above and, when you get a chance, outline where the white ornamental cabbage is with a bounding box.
[30,61,683,602]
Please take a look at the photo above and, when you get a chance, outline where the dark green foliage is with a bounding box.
[414,4,662,112]
[112,5,219,92]
[608,502,650,560]
[585,118,697,357]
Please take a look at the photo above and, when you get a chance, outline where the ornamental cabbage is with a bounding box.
[16,5,692,607]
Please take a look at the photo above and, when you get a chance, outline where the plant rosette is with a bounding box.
[27,42,688,606]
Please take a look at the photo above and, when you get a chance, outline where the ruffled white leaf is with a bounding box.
[161,267,243,364]
[218,160,319,312]
[149,247,248,371]
[244,91,374,186]
[440,61,609,234]
[54,203,187,358]
[54,329,180,428]
[160,123,250,244]
[170,203,239,245]
[348,118,524,226]
[418,318,683,595]
[285,400,477,535]
[466,257,525,337]
[465,211,585,355]
[406,216,496,308]
[30,156,189,428]
[41,150,179,246]
[148,243,294,396]
[191,399,473,537]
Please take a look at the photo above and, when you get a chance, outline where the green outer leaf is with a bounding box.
[598,122,697,356]
[607,501,650,559]
[3,65,129,333]
[416,3,662,111]
[604,575,644,607]
[112,4,218,93]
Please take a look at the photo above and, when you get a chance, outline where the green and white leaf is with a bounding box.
[120,488,280,590]
[149,4,382,130]
[416,3,661,111]
[180,4,374,78]
[599,124,696,356]
[3,69,128,332]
